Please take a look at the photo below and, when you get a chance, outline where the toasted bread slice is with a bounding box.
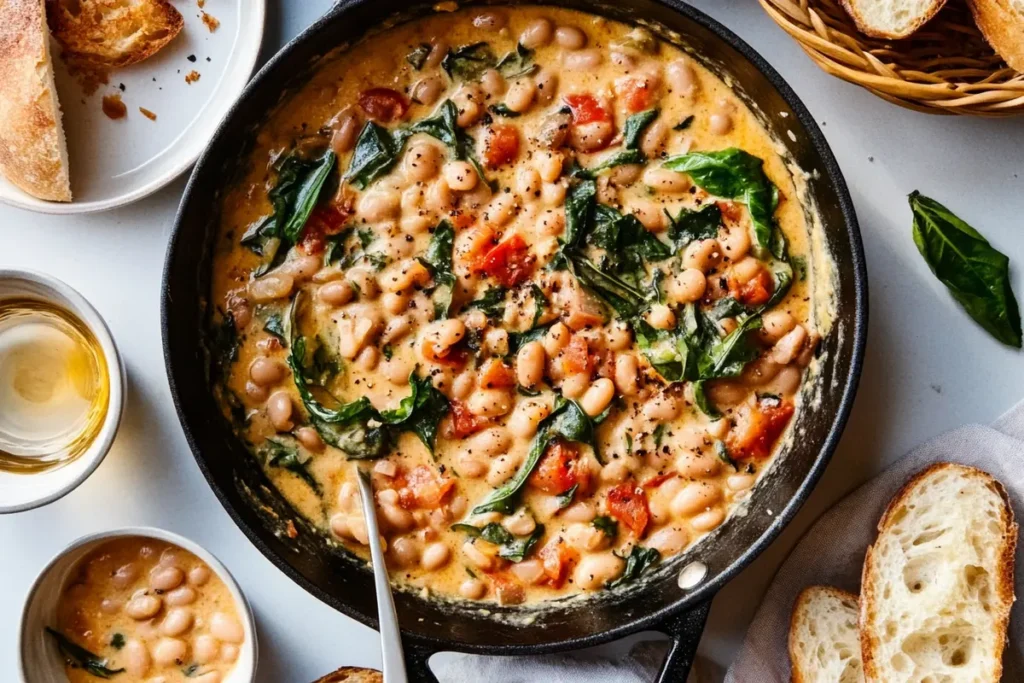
[790,586,865,683]
[839,0,947,39]
[968,0,1024,73]
[860,463,1017,683]
[46,0,183,68]
[0,0,71,201]
[312,667,382,683]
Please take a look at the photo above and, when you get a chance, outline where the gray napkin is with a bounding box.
[725,398,1024,682]
[432,400,1024,682]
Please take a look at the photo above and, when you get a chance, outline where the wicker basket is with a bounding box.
[759,0,1024,115]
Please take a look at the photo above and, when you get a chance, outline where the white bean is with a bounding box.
[126,594,162,620]
[563,49,602,70]
[248,273,294,302]
[210,612,244,644]
[648,526,690,555]
[561,372,590,400]
[691,507,726,531]
[403,141,443,182]
[643,167,690,192]
[165,586,196,607]
[358,189,401,221]
[581,378,615,417]
[520,17,554,48]
[411,76,444,106]
[516,341,545,388]
[161,607,194,637]
[421,542,451,570]
[554,25,587,49]
[248,357,285,387]
[504,510,536,536]
[123,639,151,676]
[193,634,220,664]
[505,78,536,113]
[462,541,496,571]
[318,280,355,306]
[112,563,138,589]
[468,427,512,457]
[152,638,187,666]
[574,552,625,590]
[671,482,723,517]
[508,399,552,439]
[683,238,722,273]
[667,269,706,304]
[187,566,211,586]
[614,354,640,397]
[486,454,521,487]
[443,161,478,192]
[468,389,513,417]
[460,579,487,599]
[267,391,294,431]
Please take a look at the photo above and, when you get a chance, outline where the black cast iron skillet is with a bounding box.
[162,1,868,680]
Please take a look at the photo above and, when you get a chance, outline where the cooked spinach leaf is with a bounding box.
[575,109,658,178]
[210,311,239,378]
[587,204,672,284]
[666,204,722,249]
[563,179,597,250]
[530,284,549,328]
[109,633,125,650]
[697,313,763,380]
[473,398,593,514]
[442,42,497,81]
[345,123,409,190]
[568,253,646,318]
[419,220,457,319]
[496,43,537,78]
[910,191,1021,348]
[633,316,698,383]
[555,484,578,510]
[409,100,490,185]
[263,313,287,344]
[406,43,431,70]
[46,627,125,678]
[592,515,619,538]
[265,439,322,494]
[714,439,738,469]
[673,115,695,131]
[378,373,450,454]
[607,546,660,588]
[507,322,554,355]
[693,380,720,419]
[467,286,508,320]
[488,103,521,118]
[451,522,544,562]
[663,148,779,254]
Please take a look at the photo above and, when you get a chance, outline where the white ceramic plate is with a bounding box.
[0,0,266,214]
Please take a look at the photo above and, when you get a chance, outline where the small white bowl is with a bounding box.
[19,527,258,683]
[0,269,126,513]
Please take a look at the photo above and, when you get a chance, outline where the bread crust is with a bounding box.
[839,0,947,39]
[859,462,1017,683]
[312,667,383,683]
[45,0,183,68]
[0,0,71,201]
[789,586,861,683]
[968,0,1024,73]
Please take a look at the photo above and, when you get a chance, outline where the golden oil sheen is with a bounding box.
[0,298,109,472]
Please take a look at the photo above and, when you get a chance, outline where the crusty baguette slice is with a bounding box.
[45,0,183,68]
[839,0,947,39]
[860,463,1017,683]
[0,0,71,201]
[312,667,382,683]
[790,586,865,683]
[968,0,1024,74]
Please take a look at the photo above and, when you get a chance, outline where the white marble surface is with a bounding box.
[3,2,1022,681]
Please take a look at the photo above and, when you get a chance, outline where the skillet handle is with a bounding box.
[402,641,440,683]
[652,600,711,683]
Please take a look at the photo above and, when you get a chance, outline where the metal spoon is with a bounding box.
[355,467,409,683]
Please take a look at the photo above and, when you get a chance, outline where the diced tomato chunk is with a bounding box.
[396,465,455,509]
[530,441,580,495]
[559,334,592,376]
[717,200,744,225]
[606,483,650,537]
[539,541,579,588]
[477,234,535,288]
[492,573,526,605]
[483,124,520,168]
[730,268,774,308]
[642,473,677,489]
[451,211,476,231]
[564,94,612,125]
[479,358,516,389]
[446,400,488,439]
[728,399,795,461]
[358,88,408,123]
[616,76,657,113]
[589,346,616,380]
[299,204,349,254]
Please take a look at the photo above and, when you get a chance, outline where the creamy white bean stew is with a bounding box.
[49,537,244,682]
[209,6,820,605]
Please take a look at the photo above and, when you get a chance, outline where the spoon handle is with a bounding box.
[356,467,410,683]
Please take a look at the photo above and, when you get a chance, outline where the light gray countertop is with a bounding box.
[2,1,1022,680]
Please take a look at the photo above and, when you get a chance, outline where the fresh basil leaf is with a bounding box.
[420,220,456,319]
[592,515,619,538]
[555,484,578,510]
[467,286,508,320]
[909,191,1021,348]
[442,42,497,81]
[473,398,592,514]
[407,43,431,70]
[673,115,695,131]
[488,103,521,118]
[607,546,660,588]
[666,204,722,249]
[263,313,287,344]
[344,122,408,190]
[265,439,322,494]
[496,43,537,78]
[46,628,124,678]
[663,149,778,253]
